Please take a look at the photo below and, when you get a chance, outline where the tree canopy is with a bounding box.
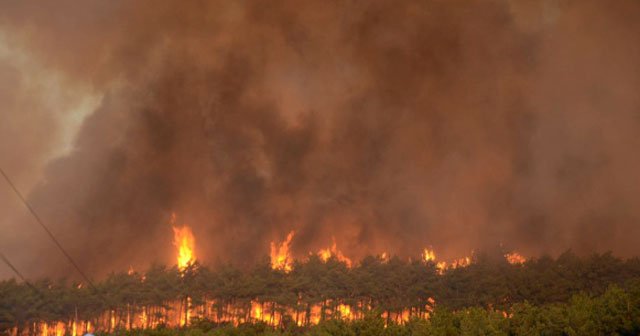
[2,251,640,335]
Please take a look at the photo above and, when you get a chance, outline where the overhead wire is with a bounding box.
[0,251,51,311]
[0,251,38,291]
[0,167,104,298]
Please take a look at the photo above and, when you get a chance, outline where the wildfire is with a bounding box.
[422,248,436,262]
[505,252,526,265]
[337,304,354,320]
[270,231,295,272]
[171,213,195,270]
[40,322,65,336]
[450,256,471,268]
[28,225,532,335]
[318,237,352,267]
[422,247,472,274]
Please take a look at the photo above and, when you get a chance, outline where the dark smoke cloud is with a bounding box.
[1,0,639,277]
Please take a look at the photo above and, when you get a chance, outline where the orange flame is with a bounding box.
[505,252,526,265]
[171,213,195,270]
[423,247,472,274]
[337,304,354,320]
[318,237,352,267]
[451,256,471,269]
[422,248,436,262]
[270,231,294,272]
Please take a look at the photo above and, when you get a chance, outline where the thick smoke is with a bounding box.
[1,0,639,278]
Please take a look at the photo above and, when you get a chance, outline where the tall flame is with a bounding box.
[318,237,352,267]
[270,231,295,272]
[171,213,195,270]
[422,248,436,262]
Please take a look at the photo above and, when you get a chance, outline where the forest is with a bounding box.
[2,250,640,335]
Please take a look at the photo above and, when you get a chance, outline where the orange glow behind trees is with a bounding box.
[505,252,526,265]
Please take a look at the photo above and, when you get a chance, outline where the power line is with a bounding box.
[0,251,72,314]
[0,167,99,293]
[0,251,29,284]
[0,251,44,296]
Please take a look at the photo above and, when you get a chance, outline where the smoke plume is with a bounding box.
[1,0,639,277]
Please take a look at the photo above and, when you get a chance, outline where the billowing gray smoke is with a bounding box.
[1,0,640,278]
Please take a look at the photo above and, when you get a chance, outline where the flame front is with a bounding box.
[270,231,294,272]
[28,231,531,335]
[172,214,195,270]
[318,237,352,267]
[422,247,472,274]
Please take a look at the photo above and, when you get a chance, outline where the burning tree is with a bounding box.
[2,250,639,335]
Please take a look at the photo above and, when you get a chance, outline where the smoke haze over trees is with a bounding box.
[1,0,640,278]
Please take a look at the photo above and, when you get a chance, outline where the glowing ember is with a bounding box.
[171,213,195,270]
[505,252,526,265]
[318,237,352,267]
[270,231,295,272]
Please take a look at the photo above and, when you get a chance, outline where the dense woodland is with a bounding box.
[2,251,640,335]
[107,285,640,336]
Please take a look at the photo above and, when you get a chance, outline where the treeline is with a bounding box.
[1,251,640,334]
[107,284,640,336]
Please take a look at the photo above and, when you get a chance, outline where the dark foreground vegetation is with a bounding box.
[2,251,640,335]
